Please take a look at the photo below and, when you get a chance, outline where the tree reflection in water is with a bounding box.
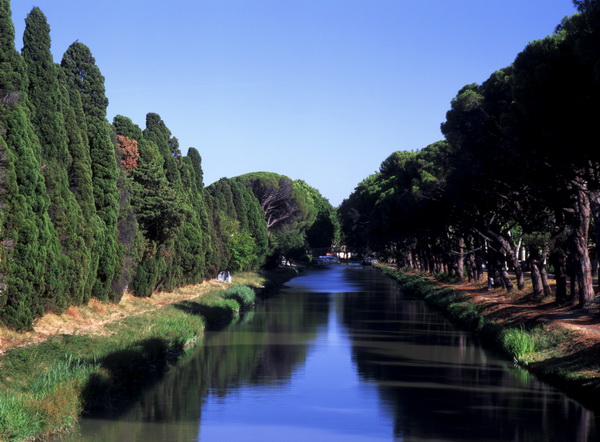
[63,266,598,441]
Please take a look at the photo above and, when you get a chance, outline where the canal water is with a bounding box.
[63,265,597,441]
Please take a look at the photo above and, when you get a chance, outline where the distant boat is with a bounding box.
[313,255,340,266]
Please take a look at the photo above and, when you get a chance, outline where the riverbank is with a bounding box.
[377,265,600,410]
[0,267,299,441]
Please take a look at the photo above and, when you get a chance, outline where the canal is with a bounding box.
[63,265,597,441]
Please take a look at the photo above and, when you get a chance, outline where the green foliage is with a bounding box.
[130,248,166,297]
[223,285,256,309]
[186,147,204,190]
[112,114,143,141]
[22,7,97,307]
[0,2,329,330]
[62,42,123,302]
[143,113,181,184]
[207,177,269,272]
[501,327,536,360]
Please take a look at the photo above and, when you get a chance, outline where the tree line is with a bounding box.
[339,0,600,308]
[0,2,337,330]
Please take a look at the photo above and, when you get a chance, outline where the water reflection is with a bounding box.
[62,265,598,441]
[341,267,597,441]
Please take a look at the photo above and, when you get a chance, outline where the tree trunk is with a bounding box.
[572,187,594,308]
[487,229,525,291]
[589,189,600,289]
[475,252,485,281]
[530,260,543,299]
[498,263,513,292]
[551,248,569,303]
[539,243,552,298]
[487,261,495,290]
[456,236,465,282]
[466,252,475,282]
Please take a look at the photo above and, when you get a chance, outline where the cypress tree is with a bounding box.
[143,113,181,184]
[22,7,93,305]
[22,8,70,164]
[113,114,143,141]
[59,73,101,302]
[186,147,204,190]
[173,159,205,284]
[184,150,214,274]
[61,42,123,301]
[125,136,179,296]
[0,0,66,327]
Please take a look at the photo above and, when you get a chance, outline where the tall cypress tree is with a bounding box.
[61,42,123,301]
[186,147,204,190]
[143,113,181,184]
[0,0,66,328]
[185,148,214,274]
[22,7,94,305]
[59,72,101,302]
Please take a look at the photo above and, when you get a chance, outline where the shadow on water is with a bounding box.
[341,267,598,442]
[63,265,599,441]
[76,336,190,418]
[60,282,329,441]
[172,300,236,330]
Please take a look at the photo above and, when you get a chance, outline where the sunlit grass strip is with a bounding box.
[0,285,257,440]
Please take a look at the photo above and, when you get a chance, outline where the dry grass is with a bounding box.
[0,274,267,356]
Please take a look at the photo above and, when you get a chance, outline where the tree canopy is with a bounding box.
[340,1,600,308]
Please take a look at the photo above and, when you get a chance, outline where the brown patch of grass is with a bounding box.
[0,277,255,355]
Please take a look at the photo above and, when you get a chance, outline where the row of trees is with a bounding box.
[340,0,600,308]
[0,2,337,329]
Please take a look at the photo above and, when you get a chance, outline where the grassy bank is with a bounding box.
[377,265,600,410]
[0,268,299,441]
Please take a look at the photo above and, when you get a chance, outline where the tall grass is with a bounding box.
[500,327,536,361]
[0,355,100,439]
[223,285,256,309]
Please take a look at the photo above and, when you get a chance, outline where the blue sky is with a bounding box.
[12,0,577,206]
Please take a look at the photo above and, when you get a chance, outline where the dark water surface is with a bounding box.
[63,265,597,441]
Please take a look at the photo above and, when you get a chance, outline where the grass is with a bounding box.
[0,273,283,440]
[0,304,208,440]
[500,327,536,361]
[223,285,256,309]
